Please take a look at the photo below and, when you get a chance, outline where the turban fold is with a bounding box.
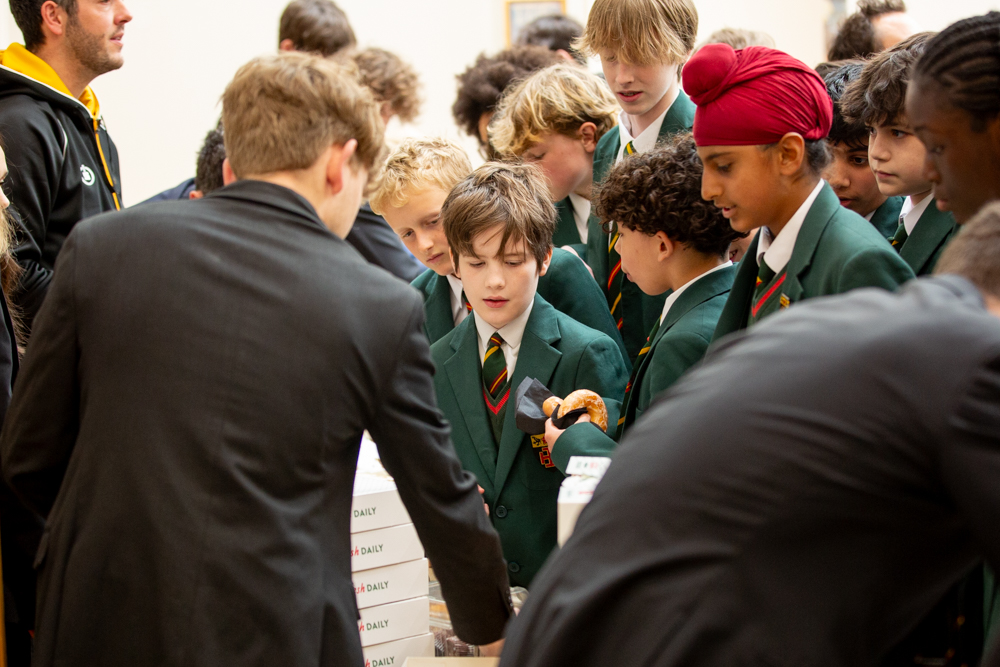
[683,44,833,146]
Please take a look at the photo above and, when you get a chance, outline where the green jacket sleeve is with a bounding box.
[551,421,617,472]
[837,246,915,293]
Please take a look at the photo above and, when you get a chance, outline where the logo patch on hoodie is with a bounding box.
[80,165,96,186]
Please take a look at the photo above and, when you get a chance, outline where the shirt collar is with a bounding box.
[659,262,733,324]
[446,273,464,302]
[473,299,533,353]
[756,180,825,273]
[1,43,101,118]
[617,98,673,156]
[567,192,591,240]
[900,194,933,236]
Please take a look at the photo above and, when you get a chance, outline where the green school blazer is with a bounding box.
[899,199,958,277]
[587,91,697,362]
[558,264,736,454]
[554,198,587,259]
[410,247,627,362]
[430,294,629,588]
[712,183,916,341]
[869,196,904,238]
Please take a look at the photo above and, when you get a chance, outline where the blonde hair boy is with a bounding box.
[370,137,470,216]
[575,0,697,66]
[490,64,618,158]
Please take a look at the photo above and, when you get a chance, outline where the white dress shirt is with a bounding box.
[756,180,826,273]
[614,85,680,163]
[567,192,591,244]
[658,262,734,325]
[474,300,534,381]
[447,274,469,327]
[899,194,933,236]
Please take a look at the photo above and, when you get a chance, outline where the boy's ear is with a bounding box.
[538,247,554,277]
[578,122,599,153]
[655,231,675,263]
[776,133,807,177]
[222,158,237,186]
[324,139,359,195]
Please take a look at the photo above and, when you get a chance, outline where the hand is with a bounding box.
[478,485,489,516]
[544,413,590,451]
[478,637,505,657]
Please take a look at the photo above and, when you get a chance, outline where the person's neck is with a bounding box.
[862,194,889,218]
[767,176,820,238]
[243,171,350,238]
[627,80,679,138]
[667,250,725,293]
[573,168,594,199]
[31,43,96,100]
[909,189,932,206]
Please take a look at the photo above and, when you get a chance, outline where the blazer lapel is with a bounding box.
[782,183,841,304]
[554,198,582,246]
[424,274,456,343]
[626,265,735,426]
[657,90,696,140]
[899,201,958,275]
[493,296,562,494]
[443,319,498,487]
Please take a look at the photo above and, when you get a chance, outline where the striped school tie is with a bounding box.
[606,141,636,330]
[461,291,473,313]
[616,315,661,439]
[483,332,508,405]
[749,257,787,324]
[890,219,908,249]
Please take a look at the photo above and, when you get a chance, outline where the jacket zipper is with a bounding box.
[92,116,120,211]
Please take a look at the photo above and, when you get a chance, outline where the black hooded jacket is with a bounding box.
[0,57,122,327]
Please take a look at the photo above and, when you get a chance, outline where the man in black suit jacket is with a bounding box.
[0,52,511,666]
[500,209,1000,667]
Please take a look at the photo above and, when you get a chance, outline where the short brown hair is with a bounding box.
[515,14,586,64]
[596,132,743,257]
[452,46,563,144]
[828,0,908,61]
[576,0,698,66]
[442,162,555,269]
[489,63,618,158]
[369,137,472,215]
[278,0,356,56]
[934,201,1000,299]
[839,32,933,128]
[348,48,422,123]
[222,52,383,183]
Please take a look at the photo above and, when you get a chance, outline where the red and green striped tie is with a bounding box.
[483,332,509,408]
[749,257,787,324]
[606,141,636,330]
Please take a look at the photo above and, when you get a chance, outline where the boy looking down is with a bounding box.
[430,163,628,588]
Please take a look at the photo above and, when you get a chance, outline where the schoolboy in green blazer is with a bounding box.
[586,91,697,362]
[554,198,587,257]
[432,163,628,588]
[713,184,914,339]
[432,294,626,587]
[893,197,959,276]
[411,247,626,361]
[548,134,739,453]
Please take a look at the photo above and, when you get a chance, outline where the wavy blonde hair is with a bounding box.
[489,63,619,158]
[575,0,698,65]
[369,137,472,214]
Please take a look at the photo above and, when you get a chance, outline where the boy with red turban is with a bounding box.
[684,44,914,339]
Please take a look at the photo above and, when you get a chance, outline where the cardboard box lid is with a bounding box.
[404,660,500,666]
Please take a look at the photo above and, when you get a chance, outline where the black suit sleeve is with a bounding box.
[0,231,81,518]
[0,105,65,324]
[367,297,512,645]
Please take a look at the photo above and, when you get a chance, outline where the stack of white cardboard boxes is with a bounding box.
[353,437,435,665]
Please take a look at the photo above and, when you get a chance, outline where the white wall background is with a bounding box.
[1,0,998,203]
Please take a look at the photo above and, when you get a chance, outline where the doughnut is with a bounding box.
[543,390,608,432]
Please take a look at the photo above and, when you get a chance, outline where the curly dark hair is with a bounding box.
[595,133,744,258]
[452,46,562,143]
[194,126,226,195]
[515,14,586,64]
[840,32,932,128]
[823,60,868,147]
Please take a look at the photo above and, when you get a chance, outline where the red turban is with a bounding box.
[683,44,833,147]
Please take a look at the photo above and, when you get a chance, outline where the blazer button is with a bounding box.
[508,561,520,573]
[495,505,508,518]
